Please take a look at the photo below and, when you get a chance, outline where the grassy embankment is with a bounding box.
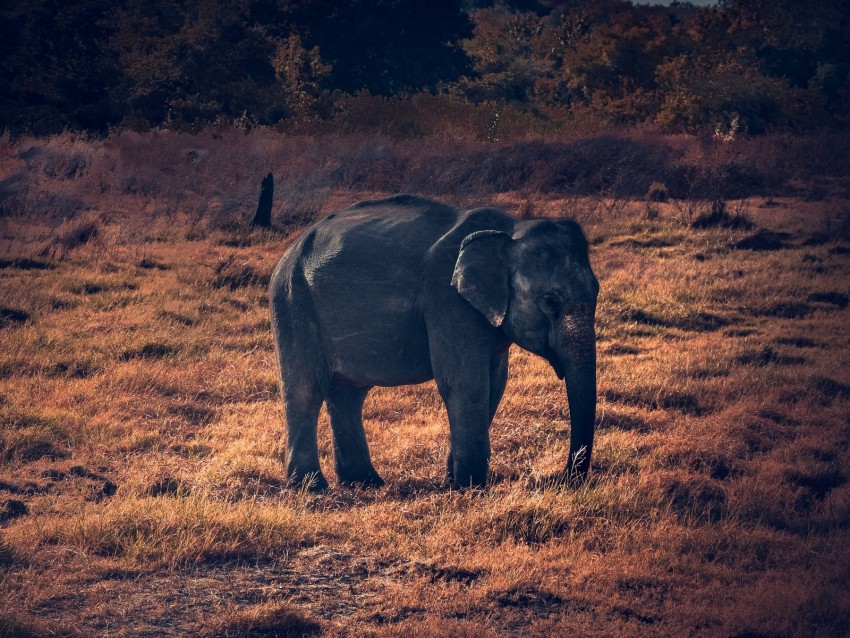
[1,129,849,637]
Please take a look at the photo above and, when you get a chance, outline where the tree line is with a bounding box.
[2,0,848,136]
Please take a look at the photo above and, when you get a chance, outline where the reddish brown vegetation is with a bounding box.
[1,131,849,637]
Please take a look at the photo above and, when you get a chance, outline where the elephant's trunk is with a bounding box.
[557,305,597,482]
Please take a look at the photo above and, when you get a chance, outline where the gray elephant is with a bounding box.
[270,194,598,490]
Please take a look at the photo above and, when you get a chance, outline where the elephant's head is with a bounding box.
[451,219,598,480]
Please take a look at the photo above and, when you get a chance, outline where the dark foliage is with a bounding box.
[1,0,848,135]
[733,230,793,251]
[0,499,28,523]
[690,200,754,230]
[119,342,180,361]
[0,0,124,134]
[293,0,473,95]
[0,307,30,328]
[807,292,849,309]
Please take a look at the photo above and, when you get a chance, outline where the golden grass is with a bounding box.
[1,189,849,636]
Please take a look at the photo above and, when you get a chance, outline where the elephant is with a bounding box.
[269,194,598,490]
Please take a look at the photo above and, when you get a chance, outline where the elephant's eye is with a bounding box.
[539,293,562,317]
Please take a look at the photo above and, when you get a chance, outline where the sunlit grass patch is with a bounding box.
[0,406,78,462]
[0,319,91,373]
[590,430,653,483]
[7,492,323,568]
[197,441,289,498]
[431,474,664,550]
[0,184,848,636]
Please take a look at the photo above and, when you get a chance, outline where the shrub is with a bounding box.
[2,127,845,240]
[646,181,668,202]
[690,199,753,230]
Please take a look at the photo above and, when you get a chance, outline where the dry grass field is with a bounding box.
[1,131,850,637]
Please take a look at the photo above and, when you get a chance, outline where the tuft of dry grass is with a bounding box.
[201,600,322,638]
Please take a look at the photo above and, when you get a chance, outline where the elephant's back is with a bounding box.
[322,194,460,247]
[302,195,460,275]
[274,195,453,281]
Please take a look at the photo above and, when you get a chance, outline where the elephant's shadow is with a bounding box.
[304,476,453,510]
[303,468,604,510]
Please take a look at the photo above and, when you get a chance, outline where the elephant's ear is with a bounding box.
[451,230,511,327]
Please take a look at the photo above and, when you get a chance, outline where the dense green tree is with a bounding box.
[112,0,288,130]
[652,0,850,132]
[722,0,850,124]
[458,8,552,104]
[273,34,332,123]
[0,0,847,135]
[655,53,791,134]
[553,5,676,123]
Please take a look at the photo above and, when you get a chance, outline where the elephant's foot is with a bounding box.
[337,467,385,488]
[445,451,488,489]
[563,453,591,487]
[449,476,487,490]
[288,470,329,493]
[449,463,488,490]
[563,468,590,488]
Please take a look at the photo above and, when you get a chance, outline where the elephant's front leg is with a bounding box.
[443,351,508,485]
[435,366,492,488]
[444,387,491,487]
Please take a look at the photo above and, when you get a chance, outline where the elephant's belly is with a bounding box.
[329,331,433,387]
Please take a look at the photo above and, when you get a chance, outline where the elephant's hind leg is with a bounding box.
[326,382,384,487]
[283,380,328,492]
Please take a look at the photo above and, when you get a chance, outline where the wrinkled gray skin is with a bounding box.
[270,194,598,490]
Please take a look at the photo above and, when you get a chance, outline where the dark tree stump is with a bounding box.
[252,172,274,227]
